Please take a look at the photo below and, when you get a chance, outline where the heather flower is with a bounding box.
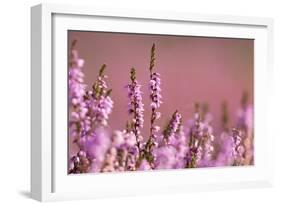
[89,94,113,126]
[197,109,215,167]
[101,147,118,172]
[68,150,91,174]
[149,72,162,109]
[112,130,125,147]
[171,125,189,169]
[68,40,86,103]
[153,145,177,169]
[112,130,138,149]
[81,128,111,172]
[214,131,234,166]
[163,110,182,145]
[184,103,216,168]
[212,101,234,166]
[236,92,254,165]
[215,128,246,167]
[231,128,245,166]
[146,44,163,158]
[120,131,139,171]
[101,130,139,172]
[125,68,144,150]
[138,159,152,171]
[69,67,85,102]
[68,40,91,147]
[185,104,207,168]
[89,64,114,127]
[198,134,215,167]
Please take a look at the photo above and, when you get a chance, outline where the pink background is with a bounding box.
[68,31,253,137]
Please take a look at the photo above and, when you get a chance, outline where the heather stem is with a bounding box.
[221,101,229,131]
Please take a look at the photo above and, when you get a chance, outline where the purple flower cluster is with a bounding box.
[163,110,182,145]
[68,41,114,173]
[69,150,91,174]
[89,64,114,127]
[68,42,254,174]
[185,111,204,168]
[237,92,254,165]
[144,44,162,165]
[231,128,245,166]
[125,68,144,151]
[68,42,90,148]
[149,72,162,110]
[148,72,162,142]
[214,132,234,166]
[101,130,138,172]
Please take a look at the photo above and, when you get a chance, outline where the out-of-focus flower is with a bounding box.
[213,132,234,166]
[102,147,118,172]
[138,159,152,171]
[231,128,245,166]
[185,103,215,168]
[81,127,111,172]
[101,130,139,172]
[68,41,91,148]
[170,125,189,169]
[153,145,177,169]
[185,110,203,168]
[237,91,254,165]
[69,150,91,174]
[197,109,215,167]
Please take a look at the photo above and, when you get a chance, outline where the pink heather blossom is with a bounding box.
[214,131,234,166]
[68,44,91,148]
[89,65,114,127]
[197,113,215,167]
[126,83,144,130]
[185,112,204,168]
[126,68,144,151]
[237,104,254,165]
[90,95,114,126]
[85,128,111,172]
[163,110,182,145]
[170,125,189,169]
[149,72,162,109]
[144,44,163,164]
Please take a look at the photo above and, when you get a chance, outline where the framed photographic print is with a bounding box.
[31,3,274,201]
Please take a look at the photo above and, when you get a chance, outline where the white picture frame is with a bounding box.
[31,3,274,202]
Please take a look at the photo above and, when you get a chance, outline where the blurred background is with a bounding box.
[68,31,253,138]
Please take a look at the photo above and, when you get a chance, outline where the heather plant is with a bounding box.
[184,103,215,168]
[143,43,162,166]
[68,41,254,174]
[236,92,254,165]
[125,67,144,153]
